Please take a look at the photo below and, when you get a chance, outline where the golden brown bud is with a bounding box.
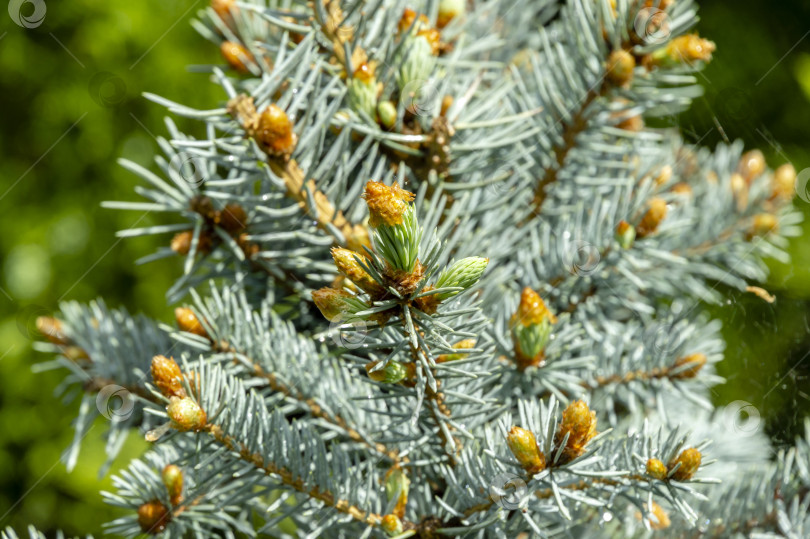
[646,458,667,480]
[555,400,597,463]
[739,149,766,184]
[220,41,254,73]
[381,514,403,536]
[162,464,184,505]
[331,248,386,297]
[170,230,193,255]
[138,500,170,534]
[363,181,415,227]
[605,50,635,87]
[398,8,429,34]
[312,287,355,321]
[668,447,701,481]
[654,165,673,186]
[771,163,797,202]
[506,426,546,474]
[167,396,208,432]
[151,355,186,398]
[175,307,209,339]
[437,0,465,29]
[36,316,69,346]
[671,182,692,196]
[748,213,779,239]
[664,34,715,64]
[211,0,237,20]
[217,203,248,234]
[437,338,476,363]
[417,28,441,56]
[672,353,707,379]
[635,501,671,530]
[353,62,375,83]
[510,287,557,328]
[636,197,667,238]
[255,104,296,157]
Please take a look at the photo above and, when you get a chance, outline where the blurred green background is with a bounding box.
[1,0,809,535]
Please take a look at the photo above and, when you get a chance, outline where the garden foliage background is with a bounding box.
[1,0,810,534]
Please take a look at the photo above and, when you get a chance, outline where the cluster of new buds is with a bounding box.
[646,446,702,481]
[150,355,208,434]
[133,464,187,531]
[509,287,558,370]
[507,400,598,474]
[313,181,488,324]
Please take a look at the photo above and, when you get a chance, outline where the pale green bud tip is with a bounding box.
[506,426,546,474]
[381,514,403,536]
[615,220,635,249]
[167,396,207,431]
[366,360,411,384]
[377,100,397,129]
[436,257,489,297]
[162,464,184,504]
[312,287,365,322]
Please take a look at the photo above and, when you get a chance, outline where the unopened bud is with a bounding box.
[748,214,778,239]
[636,197,667,238]
[615,220,635,249]
[435,257,489,298]
[348,63,379,119]
[221,41,254,73]
[649,34,715,68]
[671,353,707,379]
[739,149,766,184]
[162,464,184,505]
[151,355,185,398]
[437,339,476,363]
[377,100,397,129]
[668,447,701,481]
[175,307,209,339]
[365,361,411,384]
[555,400,597,463]
[646,458,667,480]
[437,0,465,28]
[36,316,69,346]
[385,466,410,518]
[255,104,296,157]
[217,203,247,234]
[506,426,546,474]
[605,50,635,87]
[312,287,365,322]
[509,288,557,369]
[331,248,386,298]
[167,396,207,432]
[771,163,797,202]
[381,514,403,536]
[137,500,170,534]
